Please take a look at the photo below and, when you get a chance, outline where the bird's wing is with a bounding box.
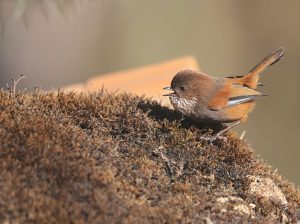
[208,82,267,111]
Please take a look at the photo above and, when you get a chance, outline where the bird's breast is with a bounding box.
[169,96,197,116]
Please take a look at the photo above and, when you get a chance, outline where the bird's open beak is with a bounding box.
[163,86,175,96]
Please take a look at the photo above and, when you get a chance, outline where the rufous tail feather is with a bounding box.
[242,47,285,88]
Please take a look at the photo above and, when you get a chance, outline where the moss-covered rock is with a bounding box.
[0,90,299,223]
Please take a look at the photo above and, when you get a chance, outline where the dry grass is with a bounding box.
[0,90,299,223]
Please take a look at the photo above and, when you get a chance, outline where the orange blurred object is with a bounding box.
[63,56,199,106]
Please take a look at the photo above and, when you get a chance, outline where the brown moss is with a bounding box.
[0,90,299,223]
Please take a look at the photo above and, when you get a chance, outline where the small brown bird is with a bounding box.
[163,47,285,141]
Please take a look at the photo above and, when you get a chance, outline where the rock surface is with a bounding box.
[248,175,288,206]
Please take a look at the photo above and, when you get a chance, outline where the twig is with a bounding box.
[12,74,26,97]
[240,130,246,140]
[5,74,26,97]
[5,82,10,91]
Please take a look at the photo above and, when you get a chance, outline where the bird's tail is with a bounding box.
[242,47,285,88]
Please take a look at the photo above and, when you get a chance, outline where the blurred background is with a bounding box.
[0,0,299,185]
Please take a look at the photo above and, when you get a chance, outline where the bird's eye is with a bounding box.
[180,86,186,91]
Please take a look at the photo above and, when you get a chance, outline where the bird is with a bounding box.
[163,47,285,141]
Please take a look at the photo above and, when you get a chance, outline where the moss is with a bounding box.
[0,90,299,223]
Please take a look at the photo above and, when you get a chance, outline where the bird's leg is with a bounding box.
[201,120,241,142]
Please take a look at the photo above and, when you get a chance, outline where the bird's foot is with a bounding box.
[200,120,241,144]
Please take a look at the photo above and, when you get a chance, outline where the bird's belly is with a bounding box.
[193,102,256,123]
[170,96,255,124]
[192,106,228,123]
